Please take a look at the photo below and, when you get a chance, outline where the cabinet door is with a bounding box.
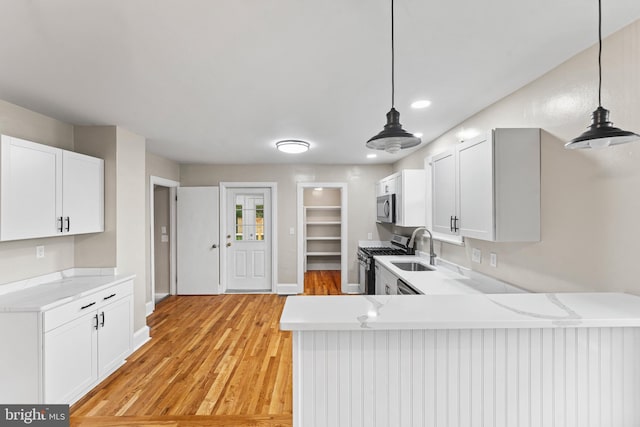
[0,135,62,241]
[44,311,98,404]
[457,133,494,240]
[431,149,458,236]
[97,296,132,377]
[62,150,104,235]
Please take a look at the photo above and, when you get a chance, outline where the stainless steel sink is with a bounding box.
[391,262,435,272]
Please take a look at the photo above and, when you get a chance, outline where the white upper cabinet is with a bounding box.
[428,128,540,242]
[1,135,63,240]
[0,135,104,241]
[376,170,425,227]
[395,170,425,227]
[430,149,458,238]
[62,150,104,235]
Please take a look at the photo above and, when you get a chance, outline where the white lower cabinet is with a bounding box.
[0,278,133,405]
[44,311,98,404]
[375,262,398,295]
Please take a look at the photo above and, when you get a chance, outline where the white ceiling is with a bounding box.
[1,1,639,165]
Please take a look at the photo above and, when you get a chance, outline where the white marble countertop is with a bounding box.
[374,255,526,295]
[0,274,135,312]
[280,292,640,330]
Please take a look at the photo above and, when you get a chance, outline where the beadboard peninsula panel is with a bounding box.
[293,328,640,427]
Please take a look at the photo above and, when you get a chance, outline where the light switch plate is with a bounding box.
[289,227,295,235]
[161,226,167,234]
[490,252,497,267]
[368,232,373,240]
[36,246,45,259]
[161,235,169,243]
[471,248,481,263]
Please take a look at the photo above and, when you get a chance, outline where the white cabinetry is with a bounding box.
[376,175,397,196]
[0,278,133,405]
[62,150,104,235]
[428,128,540,242]
[0,135,104,241]
[375,262,398,295]
[376,170,425,227]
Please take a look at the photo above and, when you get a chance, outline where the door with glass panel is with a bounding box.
[226,188,272,291]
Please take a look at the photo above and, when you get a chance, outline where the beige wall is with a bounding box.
[74,126,118,267]
[153,186,170,294]
[180,164,393,283]
[396,19,640,294]
[116,127,147,331]
[0,100,75,286]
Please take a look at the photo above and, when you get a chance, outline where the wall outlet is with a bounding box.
[490,252,497,267]
[36,246,45,259]
[368,232,373,240]
[289,227,295,235]
[471,248,481,263]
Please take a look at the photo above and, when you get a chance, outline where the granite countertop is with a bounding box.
[280,292,640,331]
[0,274,135,312]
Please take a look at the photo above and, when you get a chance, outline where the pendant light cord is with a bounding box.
[391,0,395,108]
[598,0,602,107]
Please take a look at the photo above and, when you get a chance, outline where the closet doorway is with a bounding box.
[296,183,348,294]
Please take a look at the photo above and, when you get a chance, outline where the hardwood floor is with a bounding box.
[70,271,341,426]
[303,270,342,295]
[71,294,292,426]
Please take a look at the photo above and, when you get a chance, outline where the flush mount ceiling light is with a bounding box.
[411,100,431,109]
[565,0,640,149]
[366,0,421,154]
[275,139,310,154]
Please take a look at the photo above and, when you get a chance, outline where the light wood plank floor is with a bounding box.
[70,271,342,427]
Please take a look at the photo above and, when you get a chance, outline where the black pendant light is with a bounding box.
[565,0,640,149]
[367,0,421,154]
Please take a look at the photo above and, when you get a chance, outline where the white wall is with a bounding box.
[396,19,640,294]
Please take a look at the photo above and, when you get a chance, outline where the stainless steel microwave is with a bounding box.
[376,194,395,223]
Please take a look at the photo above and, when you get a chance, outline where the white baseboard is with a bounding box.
[145,301,154,316]
[133,326,151,352]
[277,283,300,295]
[343,283,361,294]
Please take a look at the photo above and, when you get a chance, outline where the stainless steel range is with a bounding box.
[357,234,412,294]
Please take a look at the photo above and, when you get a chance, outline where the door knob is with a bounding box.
[211,244,218,249]
[226,242,232,247]
[226,235,231,239]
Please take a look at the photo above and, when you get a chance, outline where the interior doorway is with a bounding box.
[296,182,349,294]
[153,186,171,302]
[148,176,179,315]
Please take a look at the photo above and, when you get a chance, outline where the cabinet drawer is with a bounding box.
[44,281,133,332]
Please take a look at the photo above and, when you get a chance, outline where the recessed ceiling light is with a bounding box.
[367,153,377,159]
[411,100,432,109]
[314,187,323,191]
[413,132,423,138]
[275,139,310,154]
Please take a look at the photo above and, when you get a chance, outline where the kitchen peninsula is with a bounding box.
[281,291,640,427]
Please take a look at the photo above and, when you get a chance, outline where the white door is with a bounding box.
[177,187,220,295]
[226,188,272,292]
